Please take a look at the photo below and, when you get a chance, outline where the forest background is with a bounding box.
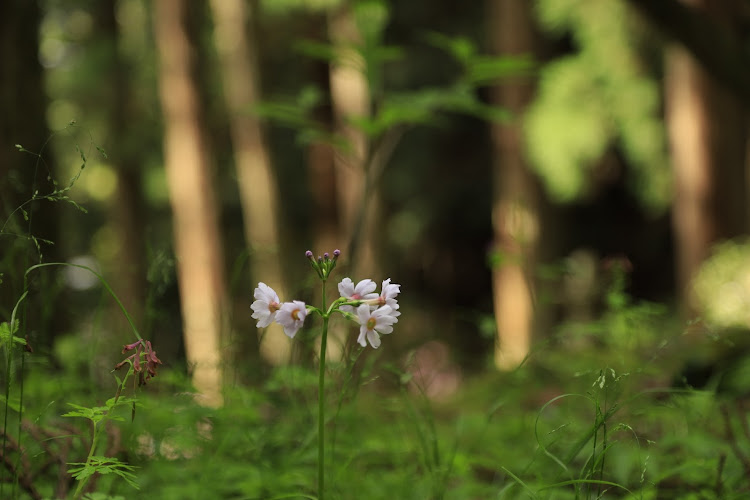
[2,0,750,498]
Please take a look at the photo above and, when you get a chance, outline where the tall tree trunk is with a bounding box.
[153,0,226,406]
[327,1,382,358]
[328,1,377,279]
[665,0,748,315]
[488,0,541,369]
[209,0,290,366]
[307,40,340,257]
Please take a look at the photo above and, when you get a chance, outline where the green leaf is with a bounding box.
[465,54,535,86]
[0,321,26,350]
[69,456,139,490]
[0,320,17,338]
[62,402,109,423]
[294,39,336,62]
[355,0,390,43]
[0,394,23,413]
[84,493,126,500]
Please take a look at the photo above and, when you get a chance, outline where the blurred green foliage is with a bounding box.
[694,239,750,330]
[526,0,670,213]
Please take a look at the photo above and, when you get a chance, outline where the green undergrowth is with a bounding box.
[4,307,750,499]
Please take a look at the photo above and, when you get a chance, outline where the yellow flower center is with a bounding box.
[291,308,301,321]
[366,317,377,330]
[269,302,280,313]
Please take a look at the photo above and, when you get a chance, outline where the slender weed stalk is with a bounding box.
[1,125,102,499]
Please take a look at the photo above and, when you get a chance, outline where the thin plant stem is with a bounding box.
[13,343,26,500]
[2,290,28,500]
[73,420,102,500]
[1,326,11,500]
[71,363,134,499]
[318,279,329,500]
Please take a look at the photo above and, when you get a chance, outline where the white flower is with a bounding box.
[356,304,398,349]
[251,282,281,328]
[338,277,378,313]
[378,278,401,310]
[276,300,307,338]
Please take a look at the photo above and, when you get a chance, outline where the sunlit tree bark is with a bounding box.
[664,0,748,315]
[328,1,378,279]
[327,1,382,358]
[209,0,291,366]
[153,0,226,406]
[488,0,541,369]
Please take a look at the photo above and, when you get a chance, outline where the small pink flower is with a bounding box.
[115,340,163,386]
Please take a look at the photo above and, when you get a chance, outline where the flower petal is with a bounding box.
[255,282,279,303]
[354,279,377,298]
[357,327,368,347]
[356,304,371,324]
[338,277,355,298]
[277,300,307,338]
[366,330,381,348]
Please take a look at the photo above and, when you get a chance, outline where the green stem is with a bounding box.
[73,364,133,499]
[318,280,329,500]
[73,420,101,500]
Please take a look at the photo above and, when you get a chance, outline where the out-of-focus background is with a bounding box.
[2,0,750,405]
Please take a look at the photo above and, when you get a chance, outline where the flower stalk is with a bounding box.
[318,311,329,498]
[250,249,401,500]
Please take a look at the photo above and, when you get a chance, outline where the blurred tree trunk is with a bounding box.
[327,1,382,358]
[209,0,290,366]
[664,0,748,315]
[488,0,541,369]
[307,42,340,256]
[308,138,340,255]
[99,0,147,330]
[328,1,378,279]
[626,0,750,107]
[153,0,226,407]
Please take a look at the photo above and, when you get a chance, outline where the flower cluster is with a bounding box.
[338,277,401,348]
[250,250,401,349]
[251,282,308,338]
[115,339,163,386]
